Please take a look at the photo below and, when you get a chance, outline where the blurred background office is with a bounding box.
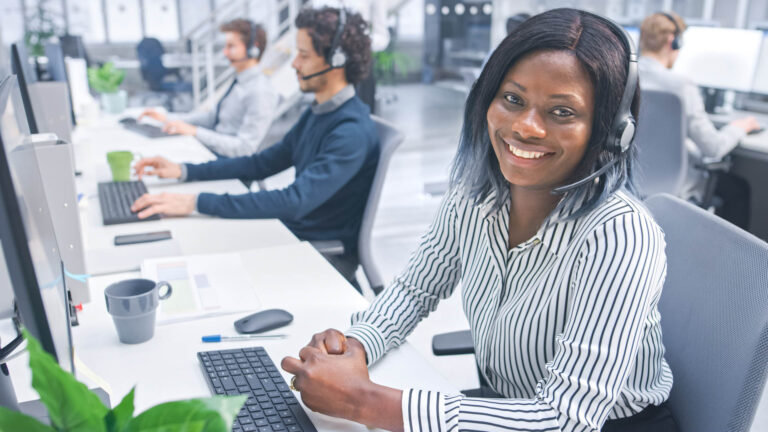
[2,0,768,398]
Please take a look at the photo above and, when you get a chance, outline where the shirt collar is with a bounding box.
[235,64,262,83]
[311,84,356,115]
[481,191,577,258]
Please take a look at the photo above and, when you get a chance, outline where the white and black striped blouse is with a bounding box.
[346,188,673,432]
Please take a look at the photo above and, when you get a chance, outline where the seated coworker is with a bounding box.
[281,9,676,432]
[132,7,379,281]
[140,19,277,158]
[638,12,760,228]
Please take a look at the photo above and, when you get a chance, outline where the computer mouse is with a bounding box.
[234,309,293,334]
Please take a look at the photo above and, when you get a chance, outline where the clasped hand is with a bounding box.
[281,329,372,422]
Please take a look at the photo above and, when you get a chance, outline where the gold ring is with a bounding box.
[289,376,298,391]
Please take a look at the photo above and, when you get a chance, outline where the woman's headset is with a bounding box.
[551,11,638,194]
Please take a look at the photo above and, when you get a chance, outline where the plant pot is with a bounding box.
[100,90,127,114]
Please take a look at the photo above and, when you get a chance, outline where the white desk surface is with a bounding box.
[7,242,457,431]
[709,109,768,155]
[71,115,298,276]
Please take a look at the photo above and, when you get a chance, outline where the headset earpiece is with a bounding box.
[327,9,347,68]
[659,12,682,50]
[246,21,261,59]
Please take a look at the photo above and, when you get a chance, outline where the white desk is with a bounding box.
[71,116,298,276]
[7,242,457,431]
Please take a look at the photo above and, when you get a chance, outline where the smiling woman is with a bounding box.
[282,8,677,432]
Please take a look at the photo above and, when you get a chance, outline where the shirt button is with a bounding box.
[532,238,541,245]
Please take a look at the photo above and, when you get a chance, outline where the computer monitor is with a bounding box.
[0,75,74,374]
[673,26,764,92]
[43,43,77,128]
[9,44,39,134]
[752,31,768,95]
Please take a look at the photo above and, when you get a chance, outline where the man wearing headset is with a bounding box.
[131,7,380,285]
[139,19,277,158]
[638,11,760,228]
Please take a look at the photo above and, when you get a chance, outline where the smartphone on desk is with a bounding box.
[114,230,172,246]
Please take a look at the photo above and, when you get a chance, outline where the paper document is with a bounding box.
[141,253,260,324]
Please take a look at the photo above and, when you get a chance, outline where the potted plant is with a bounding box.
[0,330,246,431]
[88,62,127,115]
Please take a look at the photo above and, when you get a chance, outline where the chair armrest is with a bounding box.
[309,240,345,256]
[696,155,732,172]
[432,330,475,356]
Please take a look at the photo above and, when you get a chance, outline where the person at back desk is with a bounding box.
[131,7,379,283]
[139,19,277,158]
[638,11,760,228]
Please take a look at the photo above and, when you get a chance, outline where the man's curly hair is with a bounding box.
[295,6,371,84]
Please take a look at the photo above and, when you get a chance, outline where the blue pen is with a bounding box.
[202,334,288,343]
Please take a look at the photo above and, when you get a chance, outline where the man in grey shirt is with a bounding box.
[638,11,760,227]
[139,19,277,158]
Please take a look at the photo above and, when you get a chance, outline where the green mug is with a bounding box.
[106,151,135,182]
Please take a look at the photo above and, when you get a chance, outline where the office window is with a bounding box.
[0,0,25,45]
[105,0,142,42]
[67,0,106,43]
[179,0,212,37]
[398,0,424,41]
[143,0,180,41]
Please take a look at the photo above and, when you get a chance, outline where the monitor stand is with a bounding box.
[703,87,726,114]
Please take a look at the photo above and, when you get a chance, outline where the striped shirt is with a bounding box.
[346,188,673,431]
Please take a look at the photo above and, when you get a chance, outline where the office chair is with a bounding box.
[60,34,92,67]
[633,89,688,197]
[311,115,404,295]
[646,193,768,432]
[633,88,730,209]
[431,193,768,431]
[136,38,192,110]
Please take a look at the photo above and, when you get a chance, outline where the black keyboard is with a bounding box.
[198,347,317,432]
[97,181,160,225]
[119,118,168,138]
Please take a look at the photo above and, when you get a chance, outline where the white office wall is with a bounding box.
[397,0,424,41]
[0,0,25,45]
[104,0,142,42]
[179,0,213,37]
[67,0,106,43]
[143,0,180,41]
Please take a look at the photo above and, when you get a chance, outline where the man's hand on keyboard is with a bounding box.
[138,109,167,123]
[162,120,197,136]
[134,156,182,180]
[131,192,196,219]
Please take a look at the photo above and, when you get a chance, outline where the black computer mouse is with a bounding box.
[234,309,293,334]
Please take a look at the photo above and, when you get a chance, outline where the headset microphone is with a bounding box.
[551,13,638,196]
[301,66,334,81]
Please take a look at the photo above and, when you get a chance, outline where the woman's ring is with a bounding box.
[289,375,298,391]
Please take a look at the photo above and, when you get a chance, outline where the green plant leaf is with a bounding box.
[23,329,109,432]
[0,406,56,432]
[88,62,124,93]
[123,396,247,432]
[105,387,135,432]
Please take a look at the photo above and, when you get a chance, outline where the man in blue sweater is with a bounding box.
[132,7,380,284]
